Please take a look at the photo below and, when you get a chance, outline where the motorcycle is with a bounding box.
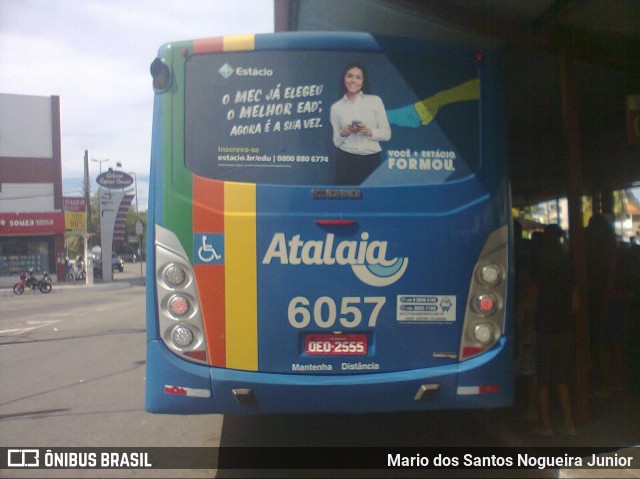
[66,260,86,281]
[13,271,53,295]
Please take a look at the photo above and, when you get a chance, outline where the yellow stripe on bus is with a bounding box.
[224,182,258,370]
[223,34,255,52]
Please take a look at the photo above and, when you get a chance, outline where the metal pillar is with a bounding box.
[560,49,589,424]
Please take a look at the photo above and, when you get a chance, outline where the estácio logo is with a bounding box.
[218,63,273,79]
[218,63,234,79]
[262,232,408,287]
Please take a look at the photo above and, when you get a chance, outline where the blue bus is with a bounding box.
[146,32,512,414]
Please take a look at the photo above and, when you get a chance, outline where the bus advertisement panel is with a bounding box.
[146,32,512,414]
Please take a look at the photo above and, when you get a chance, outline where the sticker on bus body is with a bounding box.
[396,295,456,323]
[194,234,224,264]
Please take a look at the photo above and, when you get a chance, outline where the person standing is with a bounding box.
[330,62,391,185]
[533,224,577,436]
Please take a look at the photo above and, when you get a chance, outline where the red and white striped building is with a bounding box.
[0,93,66,286]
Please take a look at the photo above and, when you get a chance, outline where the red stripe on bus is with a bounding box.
[193,176,224,232]
[194,264,226,367]
[192,37,224,54]
[193,176,226,367]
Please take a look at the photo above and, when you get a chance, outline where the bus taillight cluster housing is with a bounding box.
[150,58,172,93]
[460,225,509,360]
[154,225,208,364]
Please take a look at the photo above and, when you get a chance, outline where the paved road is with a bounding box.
[2,267,637,478]
[0,269,220,478]
[0,269,514,478]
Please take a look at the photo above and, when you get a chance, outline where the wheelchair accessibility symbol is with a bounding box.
[194,234,224,264]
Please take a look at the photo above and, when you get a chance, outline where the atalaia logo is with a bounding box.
[262,232,408,287]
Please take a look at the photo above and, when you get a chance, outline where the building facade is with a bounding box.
[0,93,65,286]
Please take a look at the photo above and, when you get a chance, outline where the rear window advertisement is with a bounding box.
[185,50,479,186]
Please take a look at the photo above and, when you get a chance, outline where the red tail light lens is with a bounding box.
[477,294,497,314]
[168,295,190,317]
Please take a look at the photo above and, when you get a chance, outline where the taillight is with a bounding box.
[478,263,502,287]
[168,294,191,317]
[163,264,187,287]
[473,322,496,344]
[476,293,498,314]
[460,225,509,360]
[171,325,195,348]
[155,225,208,364]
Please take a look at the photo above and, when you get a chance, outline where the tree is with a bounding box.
[65,190,101,259]
[120,209,147,259]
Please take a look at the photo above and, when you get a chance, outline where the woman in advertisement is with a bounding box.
[330,62,391,185]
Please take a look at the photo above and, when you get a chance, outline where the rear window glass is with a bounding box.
[185,48,480,186]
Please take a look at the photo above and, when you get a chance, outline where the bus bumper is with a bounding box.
[146,339,512,414]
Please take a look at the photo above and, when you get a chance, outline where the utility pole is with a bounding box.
[131,171,143,278]
[84,151,91,239]
[136,219,144,278]
[83,150,94,285]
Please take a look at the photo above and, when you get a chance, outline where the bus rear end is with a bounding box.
[146,32,512,414]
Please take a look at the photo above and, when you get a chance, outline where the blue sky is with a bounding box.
[0,0,274,180]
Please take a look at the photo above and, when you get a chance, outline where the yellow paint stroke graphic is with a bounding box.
[387,79,480,127]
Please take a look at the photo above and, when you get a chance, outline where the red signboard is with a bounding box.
[0,212,65,235]
[63,197,86,212]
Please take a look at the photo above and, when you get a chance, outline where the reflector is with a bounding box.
[184,350,207,361]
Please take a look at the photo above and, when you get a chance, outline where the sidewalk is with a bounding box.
[497,390,640,477]
[1,264,146,295]
[55,276,147,288]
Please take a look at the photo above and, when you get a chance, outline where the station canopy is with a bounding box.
[275,0,640,206]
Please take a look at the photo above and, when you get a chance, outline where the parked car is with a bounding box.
[120,253,135,262]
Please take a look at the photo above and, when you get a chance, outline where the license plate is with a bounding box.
[305,334,367,356]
